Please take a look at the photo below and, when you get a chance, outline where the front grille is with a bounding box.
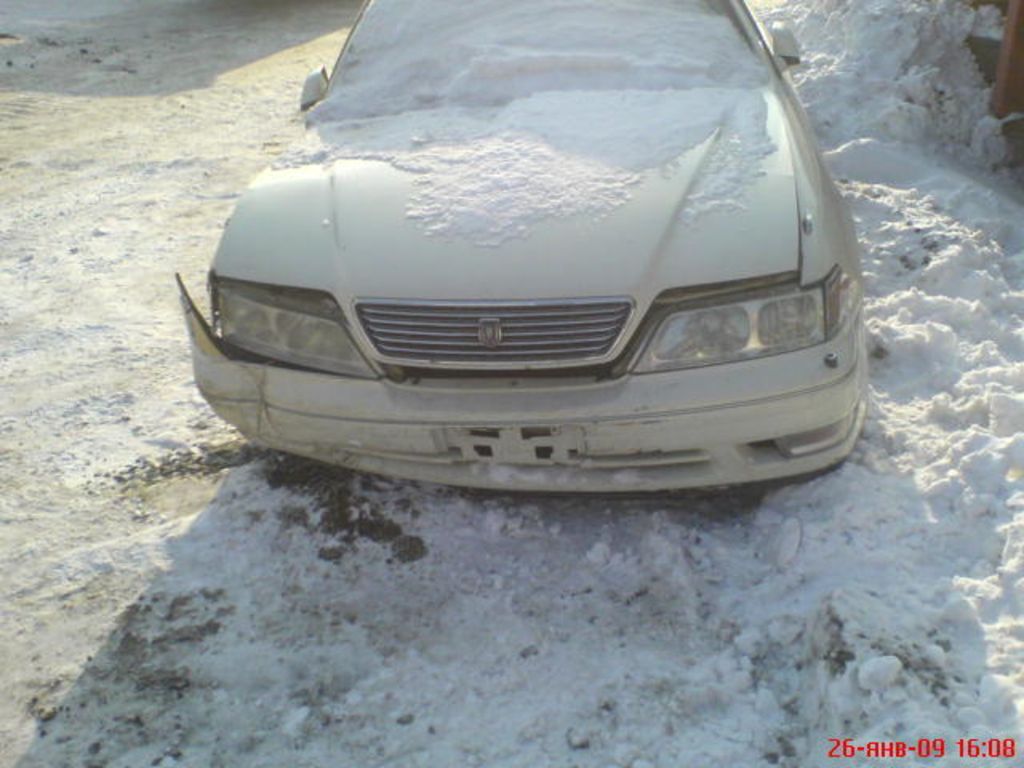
[356,298,633,366]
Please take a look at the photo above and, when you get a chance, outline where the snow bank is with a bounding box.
[763,0,1007,166]
[756,0,1024,758]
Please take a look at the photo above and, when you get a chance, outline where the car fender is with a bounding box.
[213,166,339,290]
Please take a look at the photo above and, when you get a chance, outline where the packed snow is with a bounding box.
[771,0,1008,166]
[294,0,774,244]
[1,1,1023,768]
[317,0,766,118]
[292,85,774,244]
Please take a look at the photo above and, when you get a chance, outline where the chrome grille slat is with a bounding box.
[357,298,632,366]
[373,344,611,358]
[373,327,620,341]
[366,316,626,331]
[371,326,620,341]
[374,334,617,349]
[361,306,627,318]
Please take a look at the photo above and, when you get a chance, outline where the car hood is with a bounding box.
[215,89,800,312]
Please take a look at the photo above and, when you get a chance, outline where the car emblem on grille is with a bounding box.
[478,318,503,348]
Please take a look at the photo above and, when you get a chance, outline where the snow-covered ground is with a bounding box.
[1,0,1022,766]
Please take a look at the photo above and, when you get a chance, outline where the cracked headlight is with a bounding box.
[212,275,375,378]
[635,270,853,373]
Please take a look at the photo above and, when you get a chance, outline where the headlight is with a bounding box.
[758,293,820,348]
[212,275,375,378]
[643,305,752,369]
[635,268,854,373]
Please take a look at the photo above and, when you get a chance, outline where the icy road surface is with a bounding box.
[1,0,1023,766]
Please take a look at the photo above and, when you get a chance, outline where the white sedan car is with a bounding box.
[178,0,866,491]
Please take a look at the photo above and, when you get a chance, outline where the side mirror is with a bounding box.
[300,66,329,111]
[769,23,801,68]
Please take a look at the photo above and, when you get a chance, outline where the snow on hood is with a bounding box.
[290,87,775,246]
[290,0,775,245]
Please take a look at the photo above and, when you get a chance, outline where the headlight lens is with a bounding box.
[213,276,375,378]
[758,293,820,348]
[644,305,751,369]
[635,272,854,373]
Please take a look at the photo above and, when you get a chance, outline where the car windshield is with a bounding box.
[323,0,767,120]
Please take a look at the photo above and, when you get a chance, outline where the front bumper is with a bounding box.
[179,280,867,492]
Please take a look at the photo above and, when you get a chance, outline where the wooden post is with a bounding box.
[994,0,1024,117]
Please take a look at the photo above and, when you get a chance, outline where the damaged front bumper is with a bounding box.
[178,278,867,492]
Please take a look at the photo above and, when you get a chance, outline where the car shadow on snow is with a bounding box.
[0,0,362,98]
[9,448,1001,768]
